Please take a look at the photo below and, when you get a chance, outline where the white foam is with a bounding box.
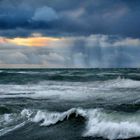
[0,110,31,137]
[102,77,140,88]
[24,108,140,139]
[0,78,140,103]
[0,82,97,101]
[31,108,86,126]
[84,121,140,140]
[21,109,33,118]
[0,122,25,136]
[83,109,140,140]
[1,108,140,139]
[0,109,34,137]
[0,114,15,126]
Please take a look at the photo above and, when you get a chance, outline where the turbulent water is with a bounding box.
[0,69,140,140]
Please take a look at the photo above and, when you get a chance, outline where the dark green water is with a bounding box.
[0,68,140,140]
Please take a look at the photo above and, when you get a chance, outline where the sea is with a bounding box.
[0,68,140,140]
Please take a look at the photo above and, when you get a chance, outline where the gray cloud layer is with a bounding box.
[0,35,140,68]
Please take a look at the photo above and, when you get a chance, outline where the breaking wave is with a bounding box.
[101,77,140,88]
[17,108,140,140]
[83,109,140,140]
[1,107,140,139]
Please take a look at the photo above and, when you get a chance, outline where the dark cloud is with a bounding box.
[0,0,140,68]
[0,0,140,37]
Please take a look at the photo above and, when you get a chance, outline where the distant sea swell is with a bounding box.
[0,68,140,84]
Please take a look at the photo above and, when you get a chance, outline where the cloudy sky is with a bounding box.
[0,0,140,68]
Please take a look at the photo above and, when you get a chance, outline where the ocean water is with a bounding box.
[0,69,140,140]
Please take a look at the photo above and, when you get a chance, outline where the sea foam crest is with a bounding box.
[84,121,140,140]
[31,108,87,126]
[103,77,140,88]
[1,108,140,140]
[83,109,140,140]
[26,108,140,140]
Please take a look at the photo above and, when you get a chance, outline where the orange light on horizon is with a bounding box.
[6,37,60,47]
[0,38,9,44]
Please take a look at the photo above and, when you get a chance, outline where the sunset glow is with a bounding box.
[0,38,8,44]
[6,37,60,47]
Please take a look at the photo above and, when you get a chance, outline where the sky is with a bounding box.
[0,0,140,68]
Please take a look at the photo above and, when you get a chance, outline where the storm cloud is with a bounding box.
[0,0,140,37]
[0,0,140,68]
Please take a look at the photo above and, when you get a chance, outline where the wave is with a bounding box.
[1,108,140,139]
[18,108,140,140]
[84,121,140,140]
[101,77,140,88]
[0,70,40,74]
[0,77,140,104]
[0,108,85,137]
[83,109,140,140]
[0,109,31,137]
[31,108,86,126]
[0,114,25,137]
[0,122,25,137]
[1,69,140,83]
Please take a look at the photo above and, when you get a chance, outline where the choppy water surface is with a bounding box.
[0,68,140,140]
